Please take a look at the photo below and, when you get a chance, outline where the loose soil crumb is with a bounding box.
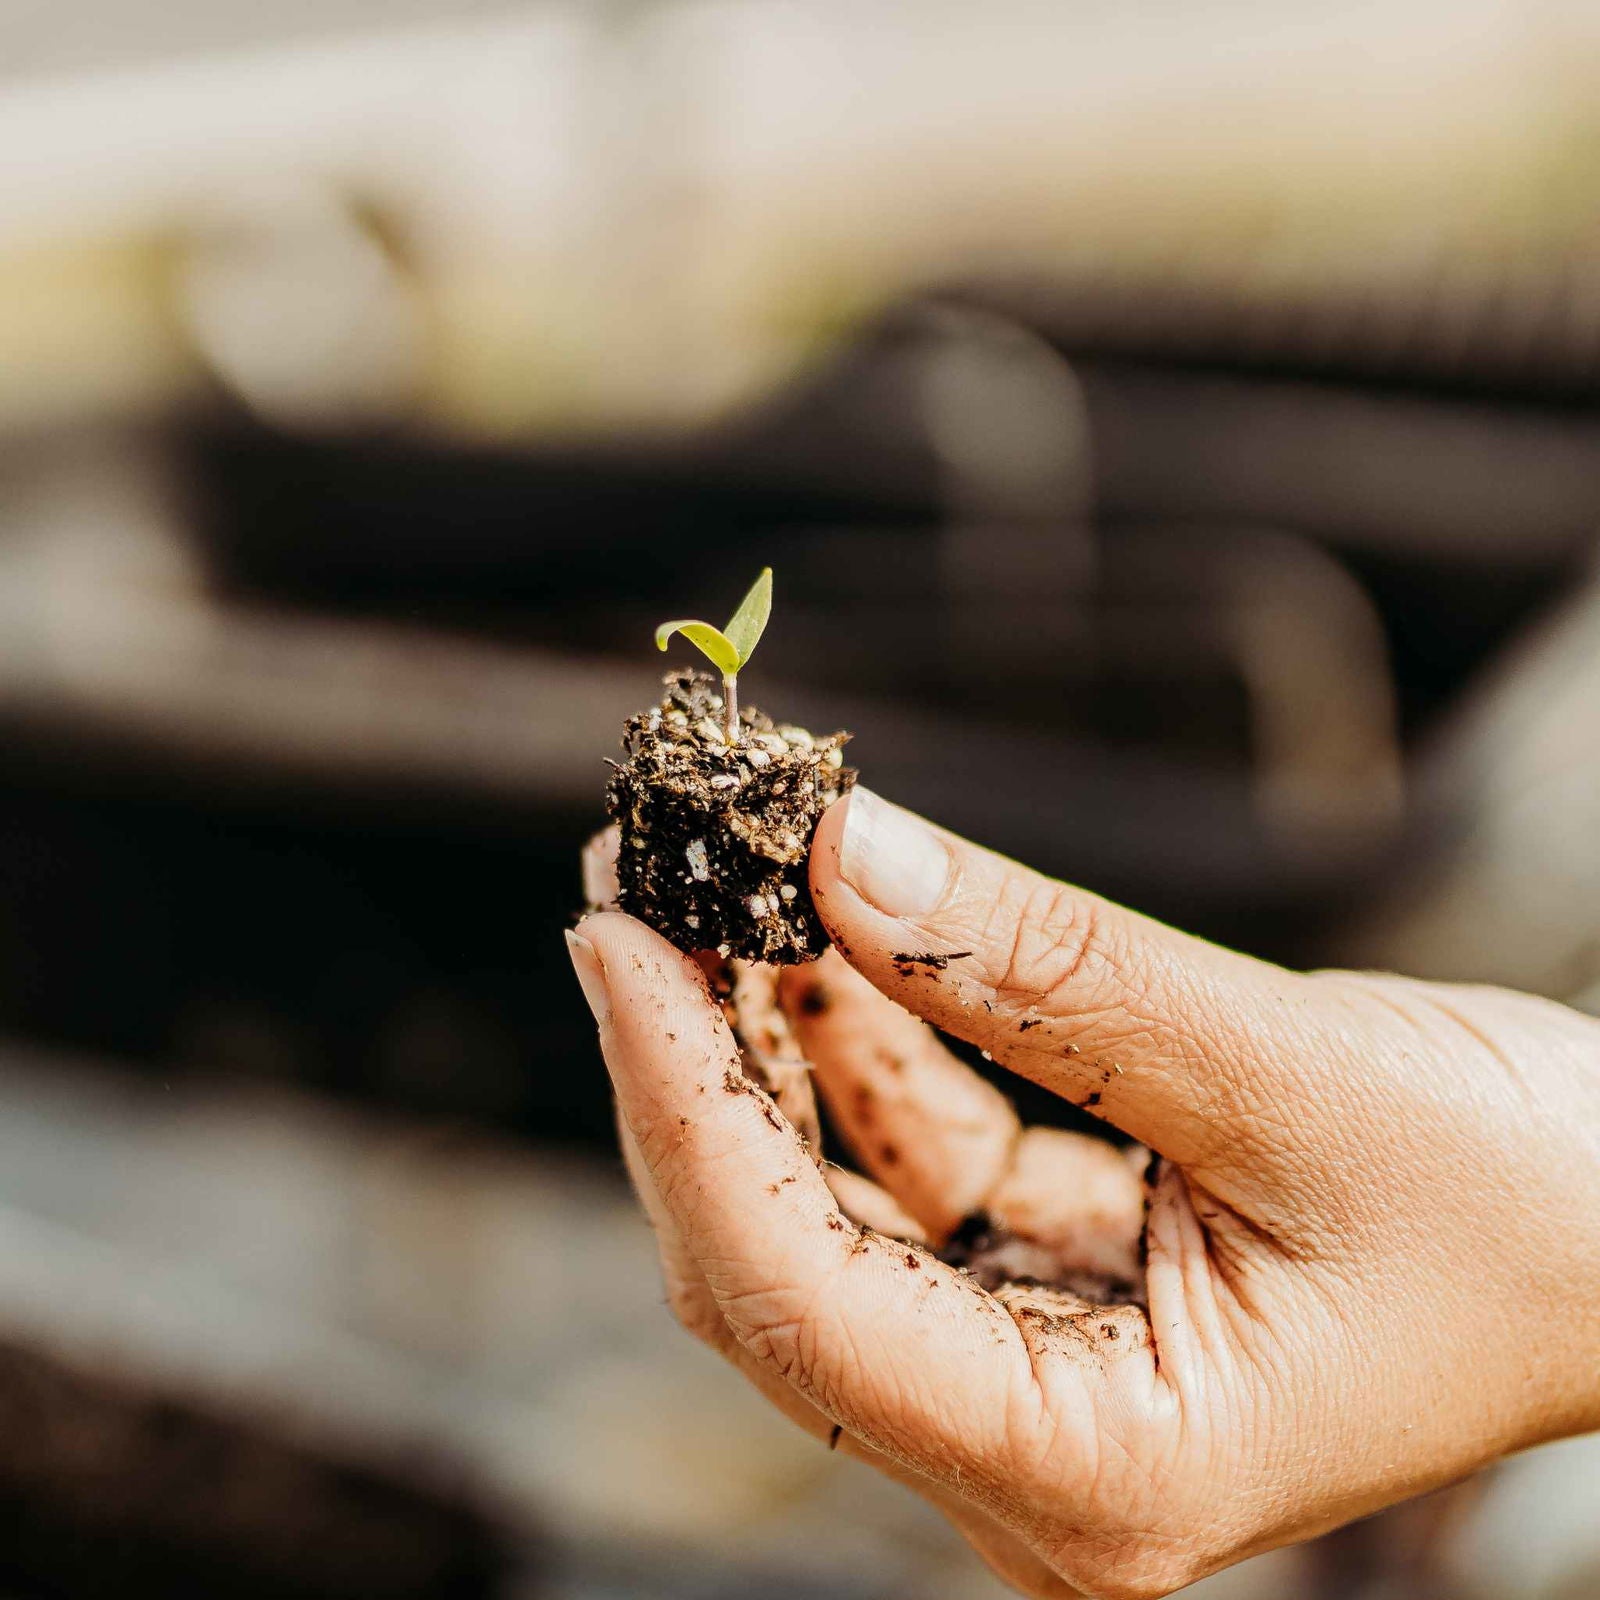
[607,671,854,963]
[890,950,971,973]
[721,1065,787,1133]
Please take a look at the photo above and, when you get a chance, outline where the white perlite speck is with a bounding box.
[779,884,797,901]
[685,839,710,881]
[746,895,768,919]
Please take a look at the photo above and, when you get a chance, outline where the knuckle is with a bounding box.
[739,1314,815,1390]
[724,1277,860,1415]
[720,1277,825,1385]
[985,875,1111,1015]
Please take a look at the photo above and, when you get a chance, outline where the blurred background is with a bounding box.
[2,0,1600,1594]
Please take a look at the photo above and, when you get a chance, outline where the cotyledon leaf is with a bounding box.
[654,620,742,676]
[721,567,772,667]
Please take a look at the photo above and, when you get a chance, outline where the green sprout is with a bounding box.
[655,566,772,744]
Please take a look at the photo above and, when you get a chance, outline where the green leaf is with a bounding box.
[721,567,772,668]
[654,619,742,676]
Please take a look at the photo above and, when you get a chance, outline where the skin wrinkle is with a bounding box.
[866,1317,978,1465]
[1144,971,1330,1186]
[971,879,1164,1067]
[742,1248,870,1401]
[814,1239,1026,1482]
[1188,1201,1279,1330]
[996,1295,1072,1444]
[1140,1172,1196,1410]
[988,877,1110,1011]
[1041,1486,1197,1600]
[1153,1172,1274,1440]
[1339,971,1546,1112]
[747,1316,822,1399]
[1297,983,1579,1274]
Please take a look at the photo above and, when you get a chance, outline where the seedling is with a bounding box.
[610,568,854,963]
[655,567,772,744]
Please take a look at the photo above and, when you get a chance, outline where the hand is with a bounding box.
[567,790,1600,1598]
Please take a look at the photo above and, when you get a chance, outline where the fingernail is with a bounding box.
[565,927,611,1028]
[838,788,951,918]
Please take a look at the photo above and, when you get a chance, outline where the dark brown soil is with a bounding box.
[606,671,855,964]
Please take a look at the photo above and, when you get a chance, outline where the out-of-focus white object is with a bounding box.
[1351,564,1600,1000]
[5,0,1600,437]
[175,183,424,428]
[1447,1434,1600,1600]
[0,6,596,246]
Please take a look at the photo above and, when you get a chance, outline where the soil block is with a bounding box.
[606,671,855,963]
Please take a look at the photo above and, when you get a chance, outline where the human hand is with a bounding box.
[567,790,1600,1598]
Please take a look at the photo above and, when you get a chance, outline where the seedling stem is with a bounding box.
[654,567,772,747]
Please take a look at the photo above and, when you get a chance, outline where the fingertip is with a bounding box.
[566,924,611,1029]
[808,789,942,977]
[575,912,730,1096]
[576,909,714,998]
[808,798,878,985]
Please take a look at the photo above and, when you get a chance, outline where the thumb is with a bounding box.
[809,789,1318,1176]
